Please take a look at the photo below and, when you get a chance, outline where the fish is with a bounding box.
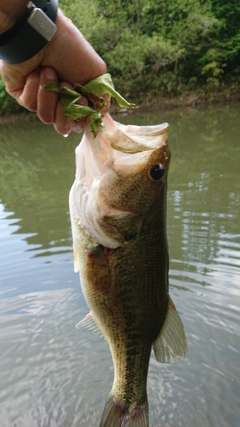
[69,113,187,427]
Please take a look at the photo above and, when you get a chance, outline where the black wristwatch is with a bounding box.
[0,0,58,64]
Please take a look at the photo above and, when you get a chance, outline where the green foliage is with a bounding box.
[44,74,135,134]
[85,0,225,95]
[1,0,240,116]
[61,0,228,97]
[210,0,240,74]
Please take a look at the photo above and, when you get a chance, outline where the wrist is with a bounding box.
[43,10,107,85]
[0,1,58,64]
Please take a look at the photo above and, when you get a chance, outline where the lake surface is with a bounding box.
[0,104,239,427]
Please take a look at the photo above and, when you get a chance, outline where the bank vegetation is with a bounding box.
[1,0,240,116]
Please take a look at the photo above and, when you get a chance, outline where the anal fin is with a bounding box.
[153,297,187,363]
[76,311,104,338]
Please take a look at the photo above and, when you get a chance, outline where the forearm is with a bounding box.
[0,0,28,33]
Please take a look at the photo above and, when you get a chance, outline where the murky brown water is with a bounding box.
[0,104,239,427]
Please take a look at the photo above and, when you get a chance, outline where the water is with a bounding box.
[0,104,239,427]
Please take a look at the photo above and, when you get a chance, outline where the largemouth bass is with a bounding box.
[69,113,187,427]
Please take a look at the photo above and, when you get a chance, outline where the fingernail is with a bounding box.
[73,124,83,133]
[44,67,56,81]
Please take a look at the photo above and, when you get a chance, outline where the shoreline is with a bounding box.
[1,87,240,125]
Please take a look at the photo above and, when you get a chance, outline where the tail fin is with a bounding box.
[99,395,149,427]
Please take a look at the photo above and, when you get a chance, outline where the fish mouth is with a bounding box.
[72,115,170,248]
[103,114,169,152]
[100,115,170,177]
[75,114,170,187]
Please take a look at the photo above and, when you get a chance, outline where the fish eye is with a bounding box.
[148,163,165,181]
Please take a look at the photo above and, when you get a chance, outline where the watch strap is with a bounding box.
[0,0,58,64]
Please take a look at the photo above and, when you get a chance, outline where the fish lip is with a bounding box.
[115,119,169,135]
[118,122,169,150]
[101,118,169,153]
[125,122,169,136]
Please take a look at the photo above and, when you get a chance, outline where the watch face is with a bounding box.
[28,8,56,41]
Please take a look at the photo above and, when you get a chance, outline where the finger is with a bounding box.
[52,81,75,135]
[72,118,87,133]
[18,71,40,111]
[53,100,75,135]
[37,67,59,124]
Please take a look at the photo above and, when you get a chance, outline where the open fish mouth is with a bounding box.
[74,114,170,193]
[102,114,169,153]
[71,114,170,248]
[91,115,170,178]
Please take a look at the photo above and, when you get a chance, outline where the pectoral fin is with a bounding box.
[153,297,187,363]
[76,311,104,338]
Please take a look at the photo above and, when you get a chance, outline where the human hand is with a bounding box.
[0,9,107,134]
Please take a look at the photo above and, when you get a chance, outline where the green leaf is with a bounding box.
[44,83,82,105]
[84,73,136,109]
[61,100,95,121]
[44,82,97,120]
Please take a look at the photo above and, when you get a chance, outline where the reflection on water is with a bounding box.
[0,124,77,258]
[0,105,240,427]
